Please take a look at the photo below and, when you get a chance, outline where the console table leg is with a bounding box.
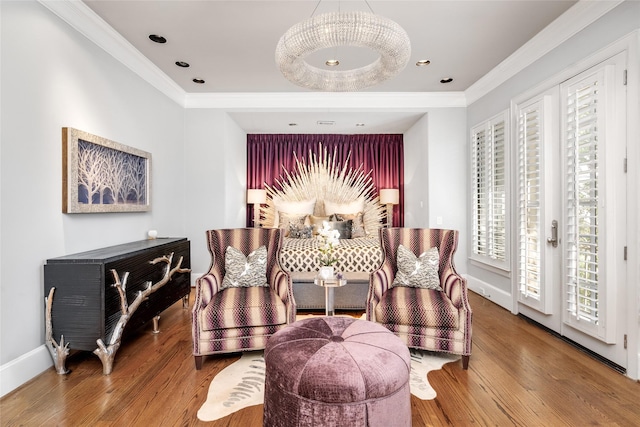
[94,339,120,375]
[152,315,161,334]
[45,288,70,375]
[182,294,189,308]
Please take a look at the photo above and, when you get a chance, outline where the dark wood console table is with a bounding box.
[44,237,191,374]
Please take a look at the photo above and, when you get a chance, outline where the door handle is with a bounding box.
[547,220,558,247]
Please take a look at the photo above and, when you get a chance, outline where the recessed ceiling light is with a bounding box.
[192,78,205,84]
[356,123,365,127]
[317,121,335,126]
[148,34,167,44]
[440,77,454,83]
[289,123,298,126]
[416,60,431,66]
[325,59,340,67]
[175,61,190,68]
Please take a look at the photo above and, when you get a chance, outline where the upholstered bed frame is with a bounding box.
[258,147,386,309]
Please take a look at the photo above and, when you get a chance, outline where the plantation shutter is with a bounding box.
[562,63,618,343]
[564,72,602,330]
[517,102,543,303]
[471,112,509,269]
[515,92,556,314]
[492,121,507,261]
[472,128,489,257]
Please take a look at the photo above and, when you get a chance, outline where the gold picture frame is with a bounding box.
[62,127,151,213]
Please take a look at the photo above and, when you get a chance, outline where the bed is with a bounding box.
[258,147,385,309]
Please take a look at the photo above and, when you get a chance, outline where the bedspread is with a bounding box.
[279,236,383,273]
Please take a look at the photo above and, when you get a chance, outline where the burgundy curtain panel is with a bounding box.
[246,134,404,227]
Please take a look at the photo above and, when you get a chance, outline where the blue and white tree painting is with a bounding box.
[77,139,147,205]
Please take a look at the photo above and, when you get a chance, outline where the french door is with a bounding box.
[515,53,627,368]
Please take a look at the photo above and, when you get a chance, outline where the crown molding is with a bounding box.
[36,0,464,110]
[184,91,467,110]
[38,0,620,110]
[38,0,186,106]
[464,0,624,105]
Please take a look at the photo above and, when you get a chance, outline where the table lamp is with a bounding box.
[247,189,267,227]
[379,189,399,227]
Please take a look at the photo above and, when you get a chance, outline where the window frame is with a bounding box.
[513,91,557,314]
[469,110,511,272]
[560,57,624,344]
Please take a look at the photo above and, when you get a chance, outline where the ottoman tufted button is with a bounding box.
[263,317,412,427]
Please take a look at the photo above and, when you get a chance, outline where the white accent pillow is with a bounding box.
[273,198,316,227]
[221,246,268,290]
[324,198,365,216]
[392,245,442,290]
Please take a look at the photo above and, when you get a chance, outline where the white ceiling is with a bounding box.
[84,0,576,94]
[54,1,612,133]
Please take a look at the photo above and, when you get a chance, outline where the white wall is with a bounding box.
[466,0,640,298]
[184,109,247,279]
[465,1,640,378]
[403,115,429,227]
[0,1,185,396]
[404,109,468,274]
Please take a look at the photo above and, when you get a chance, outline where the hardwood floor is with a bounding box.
[2,291,639,426]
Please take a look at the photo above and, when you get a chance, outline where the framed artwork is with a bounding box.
[62,127,151,213]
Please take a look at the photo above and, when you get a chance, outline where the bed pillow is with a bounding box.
[278,212,310,236]
[288,225,313,239]
[220,246,268,290]
[273,198,316,227]
[391,245,442,290]
[330,212,366,238]
[327,220,353,239]
[309,215,330,235]
[324,198,365,216]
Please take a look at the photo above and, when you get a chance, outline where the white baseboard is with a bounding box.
[0,345,53,398]
[464,274,513,312]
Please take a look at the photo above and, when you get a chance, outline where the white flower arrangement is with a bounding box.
[317,221,340,267]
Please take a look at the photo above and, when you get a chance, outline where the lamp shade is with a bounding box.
[247,189,267,204]
[379,189,399,205]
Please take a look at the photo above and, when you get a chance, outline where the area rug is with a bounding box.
[197,348,460,422]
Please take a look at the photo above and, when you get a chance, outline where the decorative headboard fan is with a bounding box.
[260,145,384,235]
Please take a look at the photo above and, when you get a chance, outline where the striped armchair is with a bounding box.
[192,228,296,369]
[366,228,472,369]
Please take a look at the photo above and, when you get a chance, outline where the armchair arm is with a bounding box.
[270,263,296,323]
[192,270,222,312]
[366,259,394,322]
[441,266,471,312]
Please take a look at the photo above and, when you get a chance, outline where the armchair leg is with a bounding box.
[195,355,203,370]
[462,355,470,370]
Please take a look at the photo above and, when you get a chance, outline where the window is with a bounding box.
[514,92,556,313]
[564,74,601,328]
[470,111,509,270]
[561,59,623,343]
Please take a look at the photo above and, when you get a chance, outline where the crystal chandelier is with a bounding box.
[275,10,411,91]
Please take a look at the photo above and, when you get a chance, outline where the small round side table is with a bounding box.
[313,275,347,316]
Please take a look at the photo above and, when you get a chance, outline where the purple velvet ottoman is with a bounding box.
[263,317,411,427]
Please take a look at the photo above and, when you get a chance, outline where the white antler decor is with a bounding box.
[44,287,70,375]
[261,144,384,233]
[93,253,190,375]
